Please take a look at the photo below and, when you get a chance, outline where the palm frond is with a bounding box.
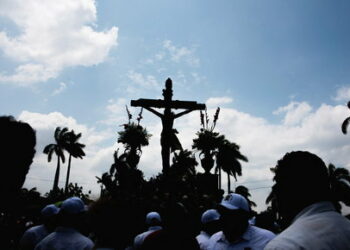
[235,185,250,197]
[76,143,85,148]
[59,127,69,137]
[75,132,82,140]
[329,163,350,206]
[266,185,276,204]
[55,147,65,163]
[54,127,61,142]
[47,148,55,162]
[43,144,55,154]
[328,163,336,176]
[200,110,205,128]
[64,130,86,159]
[126,105,132,122]
[341,117,350,134]
[216,140,246,181]
[334,167,350,177]
[117,122,151,151]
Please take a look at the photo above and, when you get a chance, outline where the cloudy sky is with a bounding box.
[1,0,350,211]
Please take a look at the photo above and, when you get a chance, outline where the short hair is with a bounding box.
[0,116,36,194]
[88,197,132,248]
[274,151,330,201]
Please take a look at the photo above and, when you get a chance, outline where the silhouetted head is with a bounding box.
[0,116,36,199]
[255,210,278,233]
[41,204,60,232]
[218,193,250,242]
[89,197,131,249]
[161,202,189,233]
[273,151,330,223]
[163,78,173,101]
[145,211,162,227]
[58,197,87,230]
[165,78,172,90]
[201,209,221,236]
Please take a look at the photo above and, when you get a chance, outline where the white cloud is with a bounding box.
[101,98,129,125]
[333,86,350,103]
[155,52,165,61]
[106,98,127,114]
[191,72,204,84]
[18,111,112,148]
[206,97,233,107]
[127,71,159,88]
[162,40,200,67]
[19,100,350,212]
[127,70,160,91]
[0,0,118,85]
[52,82,67,96]
[273,101,312,126]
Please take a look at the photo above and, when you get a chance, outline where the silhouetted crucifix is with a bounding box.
[131,78,206,173]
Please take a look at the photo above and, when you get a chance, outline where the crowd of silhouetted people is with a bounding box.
[2,115,350,250]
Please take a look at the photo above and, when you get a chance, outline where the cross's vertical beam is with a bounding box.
[161,78,173,173]
[163,78,173,102]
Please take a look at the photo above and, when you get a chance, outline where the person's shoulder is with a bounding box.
[206,231,224,250]
[263,223,307,250]
[297,208,350,234]
[25,224,43,233]
[324,210,350,225]
[34,233,55,250]
[208,231,223,243]
[251,226,276,239]
[196,231,209,240]
[79,233,94,245]
[71,232,93,249]
[21,225,47,242]
[20,226,40,245]
[66,228,92,242]
[263,234,300,250]
[196,232,210,246]
[141,228,163,249]
[210,231,223,239]
[39,231,56,241]
[134,231,144,241]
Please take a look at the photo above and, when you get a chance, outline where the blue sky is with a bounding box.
[1,0,350,211]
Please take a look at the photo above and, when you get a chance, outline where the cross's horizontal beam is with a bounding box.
[131,98,206,110]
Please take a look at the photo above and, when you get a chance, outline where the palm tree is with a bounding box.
[265,184,278,218]
[193,130,225,173]
[328,163,350,209]
[235,185,257,208]
[43,127,69,192]
[193,108,224,174]
[118,107,151,168]
[64,130,86,194]
[171,149,198,178]
[216,139,248,192]
[341,101,350,134]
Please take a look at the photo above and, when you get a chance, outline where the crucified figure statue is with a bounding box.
[143,106,197,172]
[131,78,206,173]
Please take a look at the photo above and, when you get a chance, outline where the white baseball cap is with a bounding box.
[41,204,60,217]
[201,209,220,224]
[146,211,161,224]
[61,197,86,214]
[220,193,250,212]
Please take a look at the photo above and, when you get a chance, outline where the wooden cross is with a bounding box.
[131,78,206,173]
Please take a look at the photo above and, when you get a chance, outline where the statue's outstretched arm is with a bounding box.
[144,107,163,118]
[174,109,195,119]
